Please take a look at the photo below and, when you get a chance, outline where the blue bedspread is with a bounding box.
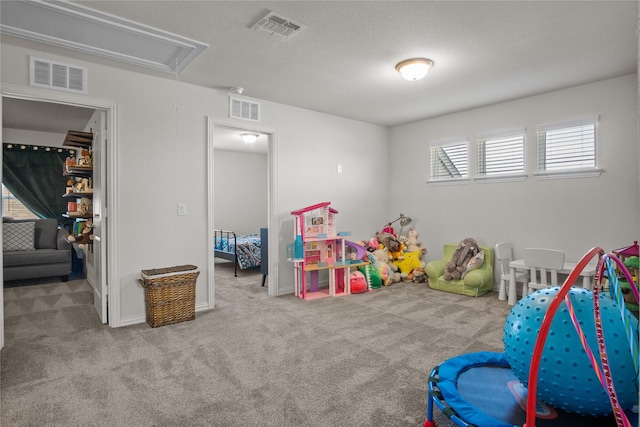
[215,234,261,269]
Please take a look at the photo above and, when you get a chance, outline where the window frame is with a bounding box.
[427,138,469,185]
[534,116,602,180]
[475,128,527,183]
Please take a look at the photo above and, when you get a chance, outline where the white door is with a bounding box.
[86,111,108,323]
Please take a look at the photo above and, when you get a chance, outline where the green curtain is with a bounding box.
[3,143,75,227]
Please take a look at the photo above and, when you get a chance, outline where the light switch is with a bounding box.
[337,164,343,174]
[178,203,187,216]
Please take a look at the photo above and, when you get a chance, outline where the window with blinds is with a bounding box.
[477,130,525,177]
[536,116,598,173]
[429,139,468,181]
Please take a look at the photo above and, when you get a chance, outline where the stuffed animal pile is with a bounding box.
[357,227,428,284]
[443,237,479,281]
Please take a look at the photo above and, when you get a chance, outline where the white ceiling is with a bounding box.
[1,1,637,135]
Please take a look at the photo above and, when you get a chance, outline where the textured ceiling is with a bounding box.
[1,1,637,134]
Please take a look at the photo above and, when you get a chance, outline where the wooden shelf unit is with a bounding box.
[62,130,94,243]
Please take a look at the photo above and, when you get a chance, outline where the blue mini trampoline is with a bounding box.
[424,351,638,427]
[424,248,639,427]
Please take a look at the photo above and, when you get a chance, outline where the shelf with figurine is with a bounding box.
[62,130,94,246]
[63,176,93,198]
[63,191,93,198]
[63,134,93,177]
[63,165,92,177]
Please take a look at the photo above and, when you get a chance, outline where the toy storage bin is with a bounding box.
[138,264,199,328]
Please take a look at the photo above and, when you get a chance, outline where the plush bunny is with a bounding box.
[443,237,478,281]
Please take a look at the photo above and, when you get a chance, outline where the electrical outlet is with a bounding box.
[178,202,187,216]
[337,164,343,174]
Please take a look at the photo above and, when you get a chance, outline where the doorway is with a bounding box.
[208,120,279,302]
[1,84,119,348]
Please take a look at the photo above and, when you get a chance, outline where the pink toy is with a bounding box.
[290,202,368,299]
[367,237,379,251]
[350,271,367,294]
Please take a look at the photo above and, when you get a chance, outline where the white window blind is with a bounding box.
[429,139,468,181]
[535,116,598,172]
[477,130,525,176]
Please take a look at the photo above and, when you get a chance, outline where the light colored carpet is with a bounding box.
[2,263,513,426]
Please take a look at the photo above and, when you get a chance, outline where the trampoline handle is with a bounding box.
[523,246,603,427]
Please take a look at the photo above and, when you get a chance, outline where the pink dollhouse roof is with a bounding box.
[613,241,639,257]
[291,202,338,215]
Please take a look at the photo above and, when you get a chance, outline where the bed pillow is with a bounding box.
[461,250,485,278]
[3,221,36,251]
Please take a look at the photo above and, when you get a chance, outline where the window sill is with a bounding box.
[474,173,528,184]
[534,168,603,180]
[426,178,470,186]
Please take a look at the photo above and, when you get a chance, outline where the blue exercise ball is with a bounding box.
[503,287,638,416]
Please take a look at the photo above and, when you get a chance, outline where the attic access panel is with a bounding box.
[0,0,208,73]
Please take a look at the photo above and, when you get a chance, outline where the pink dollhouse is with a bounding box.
[290,202,365,300]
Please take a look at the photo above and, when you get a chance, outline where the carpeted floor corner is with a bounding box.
[2,263,512,426]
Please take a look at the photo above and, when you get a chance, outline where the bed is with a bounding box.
[213,229,262,277]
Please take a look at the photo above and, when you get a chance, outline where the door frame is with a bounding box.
[208,118,279,301]
[0,83,119,346]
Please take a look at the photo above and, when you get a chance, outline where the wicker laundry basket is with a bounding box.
[138,264,199,328]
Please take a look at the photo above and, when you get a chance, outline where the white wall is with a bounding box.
[213,150,267,235]
[3,44,636,324]
[390,75,639,271]
[256,98,392,294]
[2,128,66,147]
[1,43,391,323]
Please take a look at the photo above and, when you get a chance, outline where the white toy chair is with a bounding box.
[523,248,565,294]
[495,242,528,301]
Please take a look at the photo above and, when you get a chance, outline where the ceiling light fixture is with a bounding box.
[240,133,259,143]
[395,58,434,81]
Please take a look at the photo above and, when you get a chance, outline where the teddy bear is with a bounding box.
[443,237,479,281]
[389,241,405,262]
[66,221,93,244]
[369,248,401,284]
[405,227,427,258]
[407,266,427,283]
[376,231,401,258]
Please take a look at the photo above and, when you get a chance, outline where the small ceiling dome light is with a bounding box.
[240,133,259,143]
[395,58,434,81]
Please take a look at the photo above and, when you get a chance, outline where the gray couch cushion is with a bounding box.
[3,249,70,266]
[3,218,60,249]
[34,218,59,249]
[3,221,35,251]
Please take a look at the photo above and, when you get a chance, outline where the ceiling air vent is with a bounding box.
[251,11,305,41]
[30,57,87,94]
[230,97,260,122]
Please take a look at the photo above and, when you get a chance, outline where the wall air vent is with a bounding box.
[251,11,305,41]
[230,97,260,122]
[30,57,87,94]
